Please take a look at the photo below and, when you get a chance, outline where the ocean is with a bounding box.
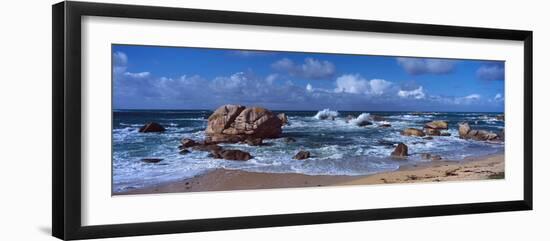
[112,109,504,193]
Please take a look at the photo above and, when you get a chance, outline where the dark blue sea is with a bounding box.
[112,109,504,193]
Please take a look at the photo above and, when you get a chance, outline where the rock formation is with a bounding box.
[138,122,166,133]
[401,128,426,137]
[205,105,283,143]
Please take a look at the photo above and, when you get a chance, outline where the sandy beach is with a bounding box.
[118,153,504,195]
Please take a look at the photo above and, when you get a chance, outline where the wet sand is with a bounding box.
[117,153,504,195]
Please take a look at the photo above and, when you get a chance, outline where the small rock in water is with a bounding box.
[141,158,162,163]
[179,149,190,155]
[180,138,199,148]
[431,155,442,161]
[293,151,311,160]
[423,136,434,140]
[244,138,263,146]
[138,122,166,133]
[440,132,451,136]
[284,137,297,143]
[211,149,252,161]
[391,143,408,159]
[379,123,391,128]
[192,143,223,152]
[402,128,425,137]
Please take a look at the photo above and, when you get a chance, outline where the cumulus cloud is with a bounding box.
[272,58,336,79]
[396,57,456,75]
[397,86,426,99]
[476,63,504,81]
[334,74,393,95]
[113,51,128,74]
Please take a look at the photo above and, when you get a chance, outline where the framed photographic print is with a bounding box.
[52,1,533,240]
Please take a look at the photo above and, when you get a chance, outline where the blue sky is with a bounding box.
[113,45,505,112]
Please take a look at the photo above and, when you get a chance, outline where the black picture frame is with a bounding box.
[52,1,533,240]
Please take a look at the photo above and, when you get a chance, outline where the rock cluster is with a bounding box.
[458,122,503,141]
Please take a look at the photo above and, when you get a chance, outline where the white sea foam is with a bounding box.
[313,108,339,120]
[349,113,371,126]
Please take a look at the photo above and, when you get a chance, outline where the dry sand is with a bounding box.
[118,153,504,195]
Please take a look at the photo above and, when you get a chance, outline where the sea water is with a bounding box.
[112,109,504,193]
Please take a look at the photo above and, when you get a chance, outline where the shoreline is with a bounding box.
[116,152,504,195]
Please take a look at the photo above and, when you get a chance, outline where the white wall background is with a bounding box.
[0,0,546,240]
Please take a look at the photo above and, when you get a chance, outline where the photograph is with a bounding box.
[111,44,505,195]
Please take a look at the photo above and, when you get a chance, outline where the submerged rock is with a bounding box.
[391,143,408,159]
[179,149,190,155]
[192,143,223,152]
[284,137,297,143]
[138,122,166,133]
[141,158,162,163]
[424,128,441,136]
[180,138,199,148]
[293,150,311,160]
[206,105,283,143]
[210,149,252,161]
[244,138,263,146]
[401,128,426,137]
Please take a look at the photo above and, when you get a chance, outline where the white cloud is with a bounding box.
[306,83,313,92]
[272,58,336,79]
[464,94,481,100]
[334,74,392,95]
[397,86,426,99]
[123,72,150,78]
[113,51,128,74]
[494,93,504,102]
[369,79,392,95]
[396,57,456,75]
[335,74,369,94]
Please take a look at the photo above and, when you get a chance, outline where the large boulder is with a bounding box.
[391,143,408,159]
[424,120,448,130]
[205,105,283,143]
[210,149,252,161]
[138,122,166,133]
[401,128,426,137]
[458,122,471,137]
